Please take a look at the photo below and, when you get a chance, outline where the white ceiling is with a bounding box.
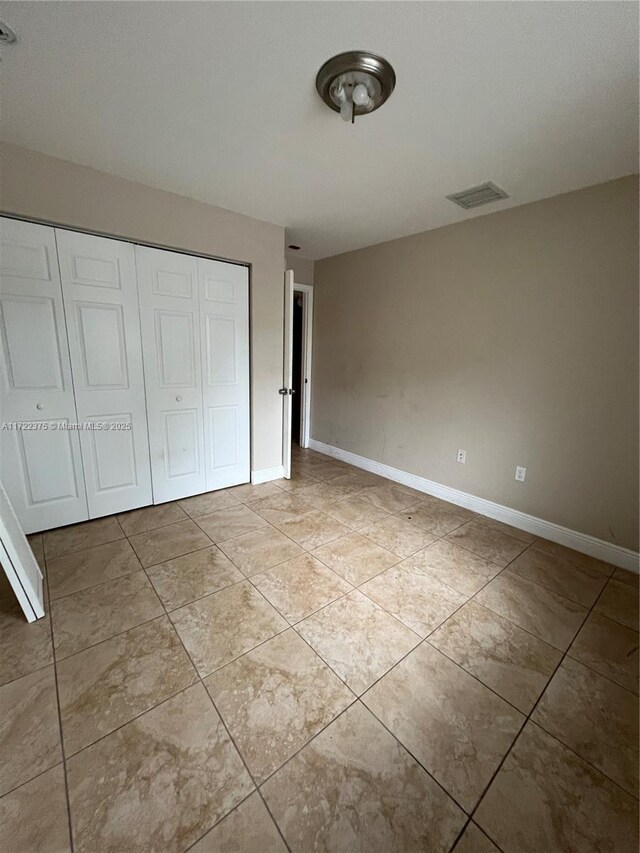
[1,2,637,259]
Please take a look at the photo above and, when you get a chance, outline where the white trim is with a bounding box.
[0,480,44,622]
[309,439,640,573]
[294,283,314,449]
[251,465,285,484]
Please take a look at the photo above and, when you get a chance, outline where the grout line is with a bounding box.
[181,788,258,852]
[41,549,76,853]
[526,717,639,800]
[464,576,621,846]
[27,453,637,851]
[136,556,295,853]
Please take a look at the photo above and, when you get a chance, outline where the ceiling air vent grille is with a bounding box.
[447,181,509,210]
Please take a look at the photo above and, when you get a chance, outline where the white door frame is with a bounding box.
[0,480,44,621]
[282,271,294,478]
[294,283,314,449]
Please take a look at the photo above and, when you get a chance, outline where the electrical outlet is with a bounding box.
[515,466,527,482]
[457,449,466,464]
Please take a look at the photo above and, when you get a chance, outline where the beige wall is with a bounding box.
[314,176,639,551]
[0,142,285,473]
[285,253,314,285]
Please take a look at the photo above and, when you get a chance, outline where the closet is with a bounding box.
[0,217,250,534]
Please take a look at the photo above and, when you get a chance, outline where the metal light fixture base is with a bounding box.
[315,51,396,119]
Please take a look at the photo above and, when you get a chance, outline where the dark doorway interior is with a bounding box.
[291,291,303,446]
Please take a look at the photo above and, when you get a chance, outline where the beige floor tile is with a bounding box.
[303,461,347,481]
[445,520,527,567]
[402,495,476,536]
[532,539,614,576]
[43,517,124,559]
[476,517,537,544]
[170,580,287,676]
[569,612,639,694]
[594,578,639,630]
[128,519,212,567]
[304,476,364,500]
[508,547,608,607]
[218,526,303,577]
[205,630,353,782]
[117,501,187,536]
[298,590,421,694]
[274,510,350,550]
[66,684,253,853]
[0,666,61,795]
[0,765,71,853]
[612,567,639,587]
[363,643,523,811]
[294,482,358,511]
[360,514,438,558]
[475,571,587,651]
[195,504,269,543]
[51,572,164,659]
[404,540,502,597]
[0,572,53,686]
[360,484,422,513]
[147,546,243,610]
[429,601,562,713]
[178,489,241,517]
[532,657,638,796]
[28,533,46,572]
[190,792,287,852]
[475,722,639,853]
[325,495,390,529]
[226,481,284,502]
[312,532,399,585]
[47,538,141,600]
[252,553,351,623]
[454,822,501,853]
[58,616,197,755]
[331,470,383,490]
[248,491,316,523]
[262,702,465,853]
[275,471,320,492]
[361,563,467,637]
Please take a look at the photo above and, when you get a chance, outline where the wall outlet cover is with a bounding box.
[457,449,466,464]
[515,466,527,482]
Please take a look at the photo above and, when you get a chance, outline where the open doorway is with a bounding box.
[291,283,313,449]
[282,275,313,478]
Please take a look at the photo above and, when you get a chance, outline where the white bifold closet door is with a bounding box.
[135,246,206,502]
[136,245,249,503]
[0,218,89,533]
[198,256,250,491]
[56,229,153,517]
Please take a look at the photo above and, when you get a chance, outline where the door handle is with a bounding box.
[176,395,183,403]
[289,389,295,394]
[36,403,44,410]
[279,388,288,395]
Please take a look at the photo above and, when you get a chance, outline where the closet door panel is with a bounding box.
[198,258,250,490]
[56,229,152,517]
[136,246,206,503]
[0,218,88,533]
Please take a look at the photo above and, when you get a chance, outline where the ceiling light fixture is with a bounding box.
[316,51,395,124]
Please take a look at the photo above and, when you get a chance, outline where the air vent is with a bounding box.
[447,181,508,210]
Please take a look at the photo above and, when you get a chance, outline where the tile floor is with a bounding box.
[1,446,638,852]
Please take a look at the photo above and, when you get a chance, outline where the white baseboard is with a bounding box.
[309,439,640,573]
[251,465,285,485]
